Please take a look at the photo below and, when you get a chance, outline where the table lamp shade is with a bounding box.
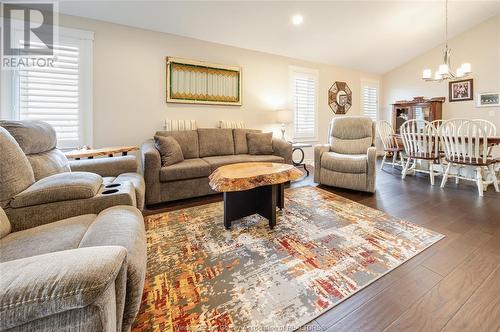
[276,109,293,124]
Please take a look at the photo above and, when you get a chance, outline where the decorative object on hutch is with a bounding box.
[328,81,352,114]
[166,57,242,105]
[422,0,472,82]
[477,92,500,107]
[391,97,445,133]
[449,79,473,102]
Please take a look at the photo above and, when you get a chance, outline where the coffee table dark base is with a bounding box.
[223,183,285,230]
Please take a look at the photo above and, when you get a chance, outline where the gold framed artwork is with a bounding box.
[166,57,242,105]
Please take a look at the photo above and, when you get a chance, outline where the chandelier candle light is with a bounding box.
[422,0,471,82]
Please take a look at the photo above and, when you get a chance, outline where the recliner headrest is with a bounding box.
[0,120,57,154]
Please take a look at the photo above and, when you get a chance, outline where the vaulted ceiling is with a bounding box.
[58,1,500,74]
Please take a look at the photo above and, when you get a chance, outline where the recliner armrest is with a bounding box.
[69,155,138,177]
[0,246,127,330]
[10,172,102,208]
[314,144,330,183]
[272,138,292,164]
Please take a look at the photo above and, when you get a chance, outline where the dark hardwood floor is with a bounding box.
[145,160,500,332]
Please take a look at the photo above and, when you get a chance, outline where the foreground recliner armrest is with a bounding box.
[0,246,128,331]
[69,155,139,177]
[10,172,102,208]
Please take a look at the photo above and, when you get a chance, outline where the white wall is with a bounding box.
[382,16,500,132]
[54,14,379,162]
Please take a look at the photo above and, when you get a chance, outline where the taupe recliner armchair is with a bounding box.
[0,205,146,331]
[0,120,145,231]
[314,116,377,193]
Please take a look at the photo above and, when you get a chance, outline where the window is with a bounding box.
[290,67,318,140]
[361,80,379,121]
[8,27,94,149]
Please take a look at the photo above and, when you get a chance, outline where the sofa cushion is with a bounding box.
[0,214,96,263]
[27,149,71,181]
[159,158,210,182]
[202,154,284,172]
[233,129,261,154]
[0,127,35,208]
[0,120,56,154]
[0,207,11,239]
[321,152,368,173]
[154,135,184,166]
[197,128,235,157]
[155,130,199,159]
[11,172,103,208]
[240,154,285,163]
[247,132,274,155]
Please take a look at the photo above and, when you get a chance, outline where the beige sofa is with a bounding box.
[0,205,146,331]
[141,128,292,205]
[314,116,377,193]
[0,120,145,230]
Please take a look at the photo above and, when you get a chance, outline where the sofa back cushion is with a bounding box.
[247,132,274,155]
[233,129,261,154]
[0,120,57,154]
[0,207,11,239]
[197,128,235,157]
[155,130,199,159]
[0,127,35,208]
[27,149,71,181]
[329,116,374,154]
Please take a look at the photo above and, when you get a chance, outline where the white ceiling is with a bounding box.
[58,1,500,74]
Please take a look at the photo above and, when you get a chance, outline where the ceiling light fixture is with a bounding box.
[422,0,471,82]
[292,14,303,26]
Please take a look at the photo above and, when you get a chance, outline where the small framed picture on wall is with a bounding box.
[477,92,500,107]
[449,79,473,102]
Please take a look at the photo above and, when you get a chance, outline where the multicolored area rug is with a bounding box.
[132,186,444,332]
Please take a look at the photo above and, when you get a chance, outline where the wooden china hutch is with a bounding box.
[391,97,445,133]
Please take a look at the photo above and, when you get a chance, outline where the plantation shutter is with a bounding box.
[18,42,80,148]
[362,83,379,121]
[293,71,317,139]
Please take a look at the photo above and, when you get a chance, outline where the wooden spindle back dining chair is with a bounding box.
[400,119,441,185]
[439,120,499,196]
[376,120,404,170]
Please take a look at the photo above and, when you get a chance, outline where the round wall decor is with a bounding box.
[328,81,352,114]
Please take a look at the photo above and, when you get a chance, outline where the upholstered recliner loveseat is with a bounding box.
[314,116,377,193]
[0,120,145,229]
[141,128,292,205]
[0,205,146,331]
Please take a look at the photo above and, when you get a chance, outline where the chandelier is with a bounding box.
[422,0,471,82]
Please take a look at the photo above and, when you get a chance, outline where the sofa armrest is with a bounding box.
[11,172,102,208]
[69,155,138,177]
[0,246,127,331]
[366,146,377,193]
[141,140,162,205]
[314,144,330,183]
[272,138,292,164]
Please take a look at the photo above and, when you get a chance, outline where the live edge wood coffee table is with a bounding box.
[209,162,303,230]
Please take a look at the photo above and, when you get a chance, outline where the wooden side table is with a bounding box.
[64,146,139,160]
[292,143,312,176]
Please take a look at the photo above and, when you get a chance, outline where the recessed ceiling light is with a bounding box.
[292,14,303,26]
